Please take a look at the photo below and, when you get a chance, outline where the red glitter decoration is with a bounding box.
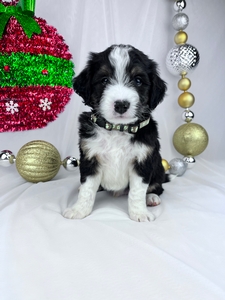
[0,86,72,132]
[0,1,74,132]
[0,18,72,60]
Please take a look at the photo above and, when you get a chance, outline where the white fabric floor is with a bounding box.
[1,0,225,299]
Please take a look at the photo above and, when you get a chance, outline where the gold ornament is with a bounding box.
[162,159,170,172]
[178,77,191,91]
[178,92,195,108]
[174,31,188,45]
[173,123,209,156]
[16,140,62,183]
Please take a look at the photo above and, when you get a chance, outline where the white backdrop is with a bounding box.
[1,1,225,299]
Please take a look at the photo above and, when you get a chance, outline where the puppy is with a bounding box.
[63,44,167,222]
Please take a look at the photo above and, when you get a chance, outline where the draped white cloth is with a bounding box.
[1,0,225,299]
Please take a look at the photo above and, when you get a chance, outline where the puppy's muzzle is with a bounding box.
[114,100,130,114]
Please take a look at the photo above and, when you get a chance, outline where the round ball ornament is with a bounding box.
[178,92,195,108]
[166,44,200,76]
[182,109,194,122]
[161,159,170,172]
[62,156,80,171]
[178,77,191,91]
[0,0,74,132]
[174,31,188,45]
[15,140,62,182]
[169,158,187,176]
[173,0,186,12]
[173,123,209,156]
[183,156,196,168]
[172,13,189,31]
[0,150,15,167]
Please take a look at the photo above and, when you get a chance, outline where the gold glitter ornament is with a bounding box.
[173,123,209,156]
[162,159,170,172]
[16,140,62,183]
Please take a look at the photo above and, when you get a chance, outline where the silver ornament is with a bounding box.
[166,44,200,76]
[169,158,188,176]
[183,156,196,169]
[182,109,194,122]
[62,156,80,171]
[174,0,186,12]
[0,150,15,167]
[172,13,189,31]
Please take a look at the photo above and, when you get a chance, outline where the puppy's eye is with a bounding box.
[134,76,143,86]
[101,77,109,85]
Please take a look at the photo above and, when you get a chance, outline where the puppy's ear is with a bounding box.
[73,67,91,106]
[148,72,167,110]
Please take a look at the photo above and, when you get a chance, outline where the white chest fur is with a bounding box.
[82,127,150,191]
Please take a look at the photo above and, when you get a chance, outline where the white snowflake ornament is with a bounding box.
[39,98,52,111]
[5,100,19,114]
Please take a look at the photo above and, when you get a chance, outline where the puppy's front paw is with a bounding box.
[146,193,161,206]
[129,208,156,222]
[63,206,91,220]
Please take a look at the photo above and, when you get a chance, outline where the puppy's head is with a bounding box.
[73,45,166,124]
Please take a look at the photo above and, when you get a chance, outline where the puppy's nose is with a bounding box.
[114,100,130,114]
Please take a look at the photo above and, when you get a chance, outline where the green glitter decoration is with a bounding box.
[0,52,74,87]
[0,2,41,38]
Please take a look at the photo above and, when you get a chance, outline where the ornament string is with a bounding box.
[0,141,80,183]
[163,0,209,174]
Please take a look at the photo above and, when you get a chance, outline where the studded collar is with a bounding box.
[91,114,150,134]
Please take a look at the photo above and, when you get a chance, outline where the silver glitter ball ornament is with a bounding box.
[182,109,194,122]
[183,156,196,168]
[169,158,188,176]
[62,156,80,171]
[166,44,200,76]
[174,0,186,12]
[172,13,189,31]
[0,150,15,167]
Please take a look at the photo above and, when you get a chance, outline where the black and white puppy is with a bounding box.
[63,44,167,222]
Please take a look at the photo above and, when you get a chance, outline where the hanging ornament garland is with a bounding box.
[0,0,74,132]
[164,0,209,173]
[0,140,79,183]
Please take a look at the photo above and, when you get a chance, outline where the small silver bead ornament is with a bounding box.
[183,156,196,168]
[173,0,186,12]
[182,109,194,122]
[0,150,15,167]
[62,156,80,171]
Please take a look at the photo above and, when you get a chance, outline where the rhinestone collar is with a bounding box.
[91,114,150,134]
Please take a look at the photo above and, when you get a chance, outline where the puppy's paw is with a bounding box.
[129,208,156,222]
[146,193,161,206]
[63,206,91,219]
